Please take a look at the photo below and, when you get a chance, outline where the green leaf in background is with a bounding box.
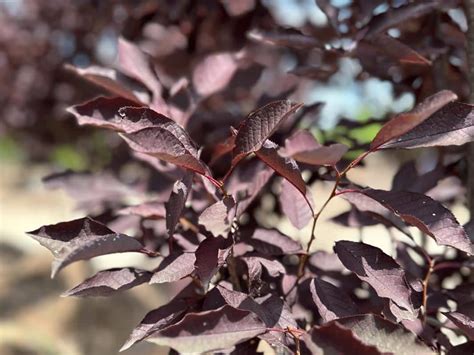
[50,144,88,170]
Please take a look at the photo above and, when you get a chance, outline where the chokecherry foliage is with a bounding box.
[27,1,474,354]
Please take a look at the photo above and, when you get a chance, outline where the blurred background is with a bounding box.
[0,0,470,354]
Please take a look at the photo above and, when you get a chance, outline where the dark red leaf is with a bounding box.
[120,298,189,351]
[310,278,359,322]
[444,311,474,340]
[279,178,314,229]
[370,90,457,150]
[62,267,152,297]
[227,161,274,217]
[232,100,303,165]
[65,64,144,102]
[43,170,134,211]
[118,37,162,100]
[198,196,235,237]
[364,34,431,66]
[334,241,416,312]
[380,101,474,150]
[192,52,239,97]
[342,189,473,255]
[392,161,445,194]
[194,236,233,286]
[247,228,303,256]
[166,173,194,238]
[362,1,455,39]
[150,252,196,284]
[118,201,166,219]
[255,140,306,196]
[302,322,382,355]
[283,130,348,166]
[26,217,144,278]
[335,314,434,354]
[146,305,267,353]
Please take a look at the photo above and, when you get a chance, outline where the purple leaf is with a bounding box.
[334,241,416,313]
[65,64,144,102]
[255,140,306,196]
[198,196,235,237]
[120,298,189,351]
[342,189,473,255]
[118,37,162,102]
[118,201,166,219]
[302,322,382,355]
[310,278,359,322]
[392,161,445,194]
[332,208,380,228]
[232,100,303,165]
[119,107,210,175]
[146,305,267,353]
[279,178,314,229]
[166,173,193,239]
[194,236,233,286]
[364,34,431,66]
[308,251,346,273]
[380,101,474,150]
[447,342,474,355]
[336,314,434,354]
[283,130,348,166]
[62,267,152,297]
[150,252,196,284]
[371,90,457,150]
[362,1,455,39]
[26,217,144,278]
[444,311,474,340]
[43,170,134,212]
[192,52,239,97]
[247,228,303,256]
[227,161,274,217]
[67,96,144,132]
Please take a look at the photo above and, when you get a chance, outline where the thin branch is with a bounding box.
[421,258,435,323]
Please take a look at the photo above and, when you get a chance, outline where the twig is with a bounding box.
[421,259,435,323]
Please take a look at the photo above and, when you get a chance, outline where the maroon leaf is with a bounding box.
[67,96,145,132]
[198,196,235,237]
[444,311,474,340]
[120,298,189,351]
[194,236,233,287]
[118,37,162,100]
[26,217,144,278]
[227,161,274,217]
[192,52,239,97]
[279,178,314,229]
[448,342,474,355]
[43,170,134,211]
[247,228,303,256]
[283,130,348,166]
[166,173,193,238]
[334,241,416,312]
[342,189,473,255]
[146,305,267,353]
[370,90,457,150]
[392,161,445,194]
[310,278,359,322]
[232,100,303,165]
[364,34,431,66]
[335,314,434,354]
[362,1,455,39]
[243,256,285,285]
[380,101,474,150]
[62,267,152,297]
[118,201,166,219]
[302,322,382,355]
[255,140,306,196]
[308,251,346,273]
[65,64,144,102]
[332,208,380,228]
[150,252,196,284]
